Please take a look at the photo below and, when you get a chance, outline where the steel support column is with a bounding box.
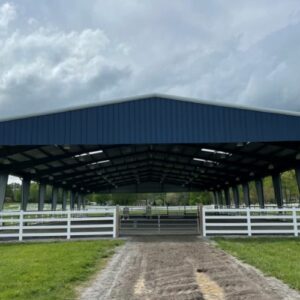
[215,191,220,207]
[213,191,218,207]
[82,195,86,209]
[272,173,283,208]
[242,183,251,207]
[38,183,46,211]
[295,167,300,195]
[217,190,223,207]
[255,179,265,208]
[232,186,240,208]
[0,173,8,211]
[51,187,58,211]
[62,190,67,210]
[70,191,75,210]
[77,194,82,210]
[21,178,30,211]
[224,188,230,208]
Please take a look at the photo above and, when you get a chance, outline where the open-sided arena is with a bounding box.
[1,94,300,240]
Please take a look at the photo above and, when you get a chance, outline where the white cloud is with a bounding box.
[0,24,131,116]
[0,2,16,29]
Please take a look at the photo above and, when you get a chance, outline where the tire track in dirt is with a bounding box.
[78,236,300,300]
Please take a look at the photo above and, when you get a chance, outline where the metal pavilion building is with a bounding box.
[0,93,300,211]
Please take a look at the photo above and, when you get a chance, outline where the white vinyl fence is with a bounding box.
[203,207,300,237]
[0,208,117,241]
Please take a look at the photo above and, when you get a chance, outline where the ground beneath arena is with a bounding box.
[78,236,300,300]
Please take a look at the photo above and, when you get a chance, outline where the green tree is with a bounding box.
[188,191,212,205]
[5,184,15,202]
[111,193,137,205]
[86,193,112,205]
[29,182,39,203]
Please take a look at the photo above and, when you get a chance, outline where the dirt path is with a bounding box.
[79,236,300,300]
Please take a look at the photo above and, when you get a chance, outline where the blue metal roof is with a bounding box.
[0,94,299,145]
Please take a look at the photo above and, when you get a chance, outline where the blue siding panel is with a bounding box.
[0,96,300,145]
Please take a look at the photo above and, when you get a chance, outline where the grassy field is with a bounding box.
[0,239,123,300]
[215,238,300,291]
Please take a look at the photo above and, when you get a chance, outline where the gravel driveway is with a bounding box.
[79,236,300,300]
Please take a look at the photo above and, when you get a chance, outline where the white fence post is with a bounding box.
[293,207,298,237]
[67,210,71,240]
[158,214,160,233]
[19,210,23,241]
[202,206,206,237]
[113,207,117,238]
[247,208,252,236]
[116,205,120,238]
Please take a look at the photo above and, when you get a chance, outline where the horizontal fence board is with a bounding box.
[206,230,248,234]
[250,215,293,219]
[0,212,23,216]
[70,217,114,221]
[22,233,68,237]
[71,224,114,228]
[70,232,113,236]
[23,225,68,230]
[0,219,21,223]
[205,216,247,219]
[206,223,247,227]
[251,230,295,234]
[23,212,68,216]
[251,223,293,226]
[22,218,68,222]
[0,234,20,237]
[0,226,19,230]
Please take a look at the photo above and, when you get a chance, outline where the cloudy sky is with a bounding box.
[0,0,300,119]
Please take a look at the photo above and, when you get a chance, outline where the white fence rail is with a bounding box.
[0,208,117,241]
[203,207,300,236]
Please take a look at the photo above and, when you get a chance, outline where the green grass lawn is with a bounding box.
[215,238,300,291]
[0,239,124,300]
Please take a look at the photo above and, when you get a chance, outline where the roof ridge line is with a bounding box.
[0,93,300,122]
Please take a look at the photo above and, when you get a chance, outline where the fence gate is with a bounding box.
[119,206,200,236]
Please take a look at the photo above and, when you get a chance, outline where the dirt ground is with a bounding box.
[79,236,300,300]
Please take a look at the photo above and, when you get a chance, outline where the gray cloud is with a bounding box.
[0,0,300,118]
[0,17,131,116]
[0,2,15,29]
